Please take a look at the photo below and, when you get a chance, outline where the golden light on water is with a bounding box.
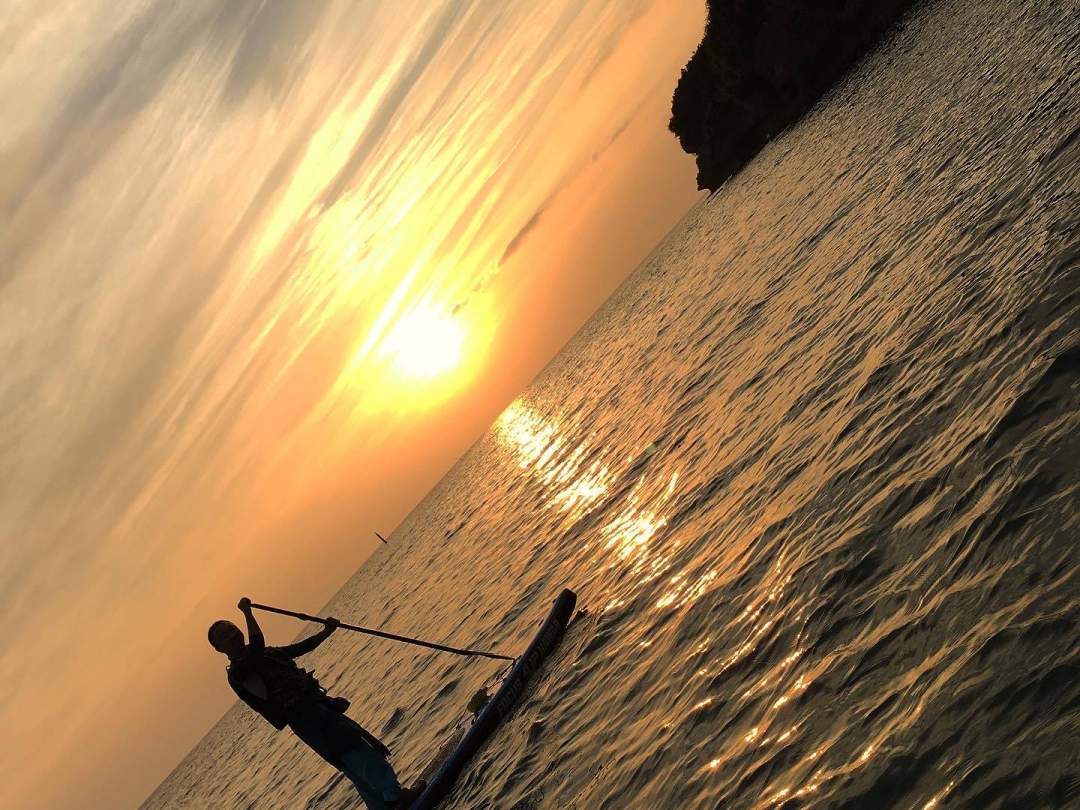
[497,401,694,601]
[602,471,679,560]
[922,781,956,809]
[497,401,565,469]
[551,463,612,515]
[495,400,621,525]
[656,568,718,610]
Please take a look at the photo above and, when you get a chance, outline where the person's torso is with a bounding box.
[234,649,326,711]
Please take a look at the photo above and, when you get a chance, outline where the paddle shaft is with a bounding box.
[249,602,515,662]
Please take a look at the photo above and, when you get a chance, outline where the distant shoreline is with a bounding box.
[670,0,917,190]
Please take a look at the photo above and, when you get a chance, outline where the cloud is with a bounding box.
[316,1,472,210]
[0,0,328,281]
[576,0,654,90]
[210,2,330,105]
[0,94,322,628]
[498,105,643,268]
[499,89,658,268]
[500,202,551,266]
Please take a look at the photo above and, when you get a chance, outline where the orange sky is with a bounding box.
[0,1,704,806]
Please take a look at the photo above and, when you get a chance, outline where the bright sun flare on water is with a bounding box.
[380,304,466,379]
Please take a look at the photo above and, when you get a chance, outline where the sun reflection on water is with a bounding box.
[496,401,565,470]
[656,568,719,610]
[922,781,956,809]
[495,400,616,522]
[551,460,611,513]
[497,401,709,618]
[496,402,868,808]
[601,471,678,559]
[690,557,826,800]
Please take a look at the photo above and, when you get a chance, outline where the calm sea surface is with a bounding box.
[145,1,1079,807]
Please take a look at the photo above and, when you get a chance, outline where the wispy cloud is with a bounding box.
[316,1,472,210]
[500,201,552,266]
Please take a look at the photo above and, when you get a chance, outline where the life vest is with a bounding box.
[227,647,327,729]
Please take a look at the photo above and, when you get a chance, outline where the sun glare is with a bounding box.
[379,304,465,379]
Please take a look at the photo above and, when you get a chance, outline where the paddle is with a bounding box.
[249,602,516,662]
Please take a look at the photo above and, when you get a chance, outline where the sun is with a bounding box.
[379,304,465,379]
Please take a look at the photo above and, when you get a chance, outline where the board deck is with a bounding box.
[407,588,578,809]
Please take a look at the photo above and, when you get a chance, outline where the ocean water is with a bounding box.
[144,1,1079,808]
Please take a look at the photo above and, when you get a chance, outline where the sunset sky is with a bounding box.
[0,1,703,806]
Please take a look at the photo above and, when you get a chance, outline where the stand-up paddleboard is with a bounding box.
[408,588,578,810]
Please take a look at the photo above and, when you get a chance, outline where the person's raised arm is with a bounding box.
[238,597,265,654]
[275,617,340,658]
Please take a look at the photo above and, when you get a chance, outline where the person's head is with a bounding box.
[208,620,245,658]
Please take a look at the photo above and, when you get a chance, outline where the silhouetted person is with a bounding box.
[209,598,424,809]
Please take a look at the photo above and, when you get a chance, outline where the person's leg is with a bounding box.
[338,742,404,809]
[290,701,409,808]
[317,709,405,807]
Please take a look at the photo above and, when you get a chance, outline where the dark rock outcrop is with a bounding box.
[670,1,917,190]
